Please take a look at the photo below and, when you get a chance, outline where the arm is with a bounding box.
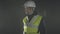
[38,18,46,34]
[17,17,21,32]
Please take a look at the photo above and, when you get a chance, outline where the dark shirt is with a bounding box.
[38,18,46,34]
[17,11,46,34]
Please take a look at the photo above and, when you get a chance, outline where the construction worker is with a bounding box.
[23,0,46,34]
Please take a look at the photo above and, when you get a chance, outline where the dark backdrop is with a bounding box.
[0,0,60,34]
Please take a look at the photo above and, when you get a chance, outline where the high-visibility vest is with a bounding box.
[23,15,42,34]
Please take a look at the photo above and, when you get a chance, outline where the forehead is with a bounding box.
[25,7,34,8]
[25,7,34,9]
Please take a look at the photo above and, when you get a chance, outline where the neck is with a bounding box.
[28,11,37,22]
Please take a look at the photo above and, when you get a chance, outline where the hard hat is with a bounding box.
[24,1,36,8]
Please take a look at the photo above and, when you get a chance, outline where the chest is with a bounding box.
[23,15,42,27]
[23,15,42,32]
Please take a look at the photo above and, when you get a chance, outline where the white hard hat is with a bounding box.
[24,1,36,8]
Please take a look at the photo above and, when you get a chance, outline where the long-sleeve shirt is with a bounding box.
[17,11,46,34]
[37,17,46,34]
[28,15,46,34]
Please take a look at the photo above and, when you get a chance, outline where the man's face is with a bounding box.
[24,7,34,15]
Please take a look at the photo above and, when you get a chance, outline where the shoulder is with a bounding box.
[22,16,27,22]
[23,16,27,20]
[36,15,43,19]
[35,15,43,17]
[36,15,46,22]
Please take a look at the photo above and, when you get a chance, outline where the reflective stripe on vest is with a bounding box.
[23,15,42,34]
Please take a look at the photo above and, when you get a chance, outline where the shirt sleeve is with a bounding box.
[16,17,20,32]
[37,18,46,34]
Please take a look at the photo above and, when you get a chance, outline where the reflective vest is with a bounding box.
[23,15,42,34]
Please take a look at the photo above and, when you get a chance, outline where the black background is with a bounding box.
[0,0,60,34]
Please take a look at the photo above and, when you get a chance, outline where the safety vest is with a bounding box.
[23,15,42,34]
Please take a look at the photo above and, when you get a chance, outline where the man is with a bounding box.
[23,0,46,34]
